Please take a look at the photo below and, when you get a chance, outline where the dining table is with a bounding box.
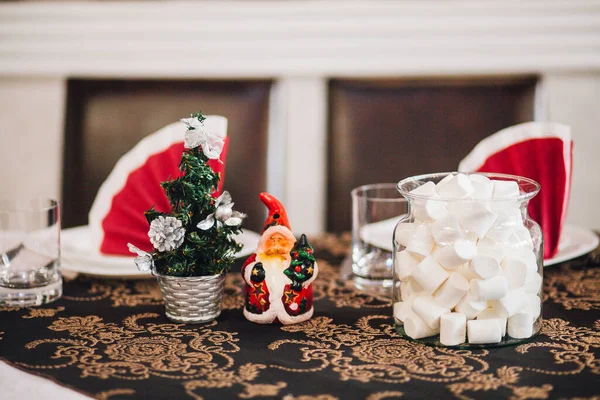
[1,232,599,399]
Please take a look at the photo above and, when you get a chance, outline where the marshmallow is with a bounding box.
[393,301,412,323]
[523,270,543,294]
[507,227,534,252]
[509,250,538,273]
[464,231,480,244]
[507,311,534,339]
[401,277,426,302]
[412,256,449,294]
[525,294,542,320]
[485,208,524,243]
[477,237,505,264]
[410,181,438,197]
[437,173,456,189]
[426,200,449,221]
[493,288,529,317]
[431,216,464,245]
[501,257,528,289]
[502,252,537,272]
[469,174,494,199]
[404,314,439,339]
[434,239,477,270]
[455,291,487,319]
[438,173,474,199]
[412,295,451,329]
[410,182,448,222]
[502,251,537,289]
[492,180,520,199]
[471,276,509,300]
[477,306,507,336]
[434,272,470,309]
[395,223,416,247]
[414,199,449,222]
[395,250,420,280]
[467,319,503,344]
[469,255,500,279]
[447,202,474,220]
[460,207,497,238]
[440,313,467,346]
[406,224,434,257]
[459,263,479,281]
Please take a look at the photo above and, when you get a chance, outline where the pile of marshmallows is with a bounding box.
[394,173,542,346]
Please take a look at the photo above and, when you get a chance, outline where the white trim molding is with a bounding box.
[0,1,599,78]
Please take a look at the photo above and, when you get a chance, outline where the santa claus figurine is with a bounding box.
[241,192,318,324]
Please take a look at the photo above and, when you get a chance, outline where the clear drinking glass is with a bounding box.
[351,183,409,294]
[392,173,543,348]
[0,198,62,306]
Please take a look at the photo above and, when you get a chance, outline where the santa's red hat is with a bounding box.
[259,192,291,232]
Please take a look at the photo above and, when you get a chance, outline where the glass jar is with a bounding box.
[392,172,543,348]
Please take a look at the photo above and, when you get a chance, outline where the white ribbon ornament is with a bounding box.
[197,190,246,230]
[180,117,225,160]
[127,243,153,272]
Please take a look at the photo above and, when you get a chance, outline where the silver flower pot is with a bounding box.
[154,272,225,324]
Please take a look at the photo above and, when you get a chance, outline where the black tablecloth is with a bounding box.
[1,233,599,399]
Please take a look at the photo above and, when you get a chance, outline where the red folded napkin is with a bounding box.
[458,122,572,259]
[88,117,229,256]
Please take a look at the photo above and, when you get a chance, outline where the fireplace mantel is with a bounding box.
[1,1,599,233]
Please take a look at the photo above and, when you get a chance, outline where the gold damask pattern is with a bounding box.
[22,306,65,319]
[0,305,64,319]
[96,388,136,399]
[544,264,600,311]
[309,233,352,258]
[312,260,390,309]
[283,395,338,400]
[0,234,598,399]
[271,316,489,383]
[365,392,404,400]
[62,280,163,307]
[16,313,286,397]
[61,275,246,310]
[516,319,600,376]
[59,256,387,311]
[270,315,598,399]
[183,363,287,399]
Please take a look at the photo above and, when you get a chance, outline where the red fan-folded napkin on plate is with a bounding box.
[458,122,572,259]
[88,116,229,256]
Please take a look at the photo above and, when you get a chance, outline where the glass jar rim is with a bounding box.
[397,172,540,203]
[351,182,406,202]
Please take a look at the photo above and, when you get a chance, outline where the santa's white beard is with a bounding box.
[260,256,291,314]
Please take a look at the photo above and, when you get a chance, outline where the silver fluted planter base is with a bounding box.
[155,273,225,324]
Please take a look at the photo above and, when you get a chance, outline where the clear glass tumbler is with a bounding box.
[0,198,62,306]
[351,183,408,295]
[392,172,543,348]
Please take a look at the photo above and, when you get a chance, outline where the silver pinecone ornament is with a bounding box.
[148,216,185,252]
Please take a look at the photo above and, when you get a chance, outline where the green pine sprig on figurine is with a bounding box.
[128,112,245,277]
[284,234,316,291]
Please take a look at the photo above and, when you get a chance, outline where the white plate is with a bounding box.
[361,219,598,267]
[359,215,403,252]
[60,225,261,278]
[544,224,599,266]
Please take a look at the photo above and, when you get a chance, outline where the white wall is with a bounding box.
[0,77,65,202]
[545,73,600,229]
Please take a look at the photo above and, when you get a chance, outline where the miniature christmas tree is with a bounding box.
[129,111,245,277]
[284,234,316,291]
